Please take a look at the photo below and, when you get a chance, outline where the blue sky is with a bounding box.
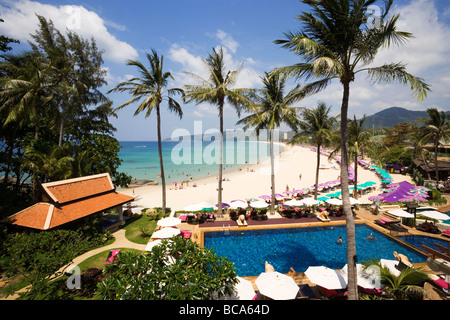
[1,0,450,141]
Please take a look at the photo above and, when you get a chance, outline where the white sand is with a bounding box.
[118,144,413,211]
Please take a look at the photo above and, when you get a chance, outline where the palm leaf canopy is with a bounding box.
[237,72,303,133]
[274,0,430,101]
[108,49,183,119]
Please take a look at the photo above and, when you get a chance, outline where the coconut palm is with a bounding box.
[294,102,337,201]
[419,108,450,182]
[274,0,430,299]
[108,50,183,215]
[183,47,251,215]
[237,72,303,214]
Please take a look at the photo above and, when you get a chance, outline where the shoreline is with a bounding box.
[118,143,414,211]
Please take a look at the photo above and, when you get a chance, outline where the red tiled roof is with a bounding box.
[6,173,135,230]
[7,192,134,230]
[42,173,114,204]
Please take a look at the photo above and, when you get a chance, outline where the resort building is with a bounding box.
[4,173,134,231]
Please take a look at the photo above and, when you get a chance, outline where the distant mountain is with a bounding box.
[362,107,449,129]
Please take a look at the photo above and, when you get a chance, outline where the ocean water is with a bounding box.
[118,140,278,183]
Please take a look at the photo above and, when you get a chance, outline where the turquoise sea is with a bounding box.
[118,140,279,183]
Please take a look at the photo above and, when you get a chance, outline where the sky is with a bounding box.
[1,0,450,141]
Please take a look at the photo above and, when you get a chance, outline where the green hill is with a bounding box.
[362,107,449,129]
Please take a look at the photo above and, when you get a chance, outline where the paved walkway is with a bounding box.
[64,229,147,272]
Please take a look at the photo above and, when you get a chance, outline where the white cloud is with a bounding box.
[371,0,450,74]
[0,0,138,63]
[216,29,239,53]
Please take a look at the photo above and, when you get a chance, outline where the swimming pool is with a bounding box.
[203,224,427,277]
[397,235,449,252]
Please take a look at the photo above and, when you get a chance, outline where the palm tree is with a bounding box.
[183,47,251,215]
[294,102,337,201]
[237,72,303,214]
[347,115,379,199]
[108,50,183,215]
[419,108,450,182]
[0,51,55,141]
[274,0,430,299]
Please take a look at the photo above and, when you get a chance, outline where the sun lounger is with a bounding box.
[105,249,120,265]
[295,284,320,300]
[317,215,331,222]
[237,215,248,227]
[429,274,449,293]
[442,229,450,237]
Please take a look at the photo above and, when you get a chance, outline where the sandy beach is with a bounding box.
[119,143,413,211]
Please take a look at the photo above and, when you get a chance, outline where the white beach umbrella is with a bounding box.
[284,199,305,207]
[418,210,450,220]
[250,201,269,208]
[234,277,256,300]
[145,239,162,251]
[157,217,182,227]
[304,266,347,290]
[255,272,299,300]
[229,200,248,209]
[380,259,401,277]
[151,227,181,239]
[326,198,342,206]
[387,209,414,218]
[301,198,319,206]
[340,264,382,290]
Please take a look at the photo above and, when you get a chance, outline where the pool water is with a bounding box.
[204,224,427,277]
[397,235,449,252]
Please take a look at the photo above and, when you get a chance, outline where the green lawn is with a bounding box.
[123,213,158,244]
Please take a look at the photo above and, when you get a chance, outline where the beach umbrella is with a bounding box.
[255,272,299,300]
[326,198,342,206]
[340,264,382,291]
[247,198,259,202]
[301,198,319,206]
[215,202,229,208]
[145,239,163,251]
[250,201,269,208]
[259,195,272,200]
[380,259,401,277]
[326,192,340,198]
[292,189,304,194]
[151,227,181,239]
[317,196,330,202]
[368,195,384,202]
[381,180,392,184]
[274,193,284,199]
[230,277,257,300]
[284,199,305,207]
[417,210,450,220]
[387,209,414,218]
[157,217,182,227]
[304,266,347,290]
[229,200,248,208]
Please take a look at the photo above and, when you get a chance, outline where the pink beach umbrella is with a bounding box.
[260,195,272,200]
[368,195,384,202]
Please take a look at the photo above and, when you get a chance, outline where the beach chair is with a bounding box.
[442,229,450,237]
[295,284,320,300]
[105,249,120,265]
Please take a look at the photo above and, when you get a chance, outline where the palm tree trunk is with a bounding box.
[270,129,275,215]
[156,104,166,216]
[314,143,321,200]
[218,102,224,216]
[354,153,358,199]
[59,117,65,147]
[341,81,358,300]
[434,140,439,182]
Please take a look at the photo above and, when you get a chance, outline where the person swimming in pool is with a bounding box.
[336,236,343,244]
[366,233,377,241]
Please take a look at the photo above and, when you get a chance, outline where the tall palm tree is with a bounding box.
[346,115,379,199]
[183,47,251,215]
[419,108,450,182]
[274,0,430,299]
[294,102,337,201]
[237,72,302,214]
[108,50,183,215]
